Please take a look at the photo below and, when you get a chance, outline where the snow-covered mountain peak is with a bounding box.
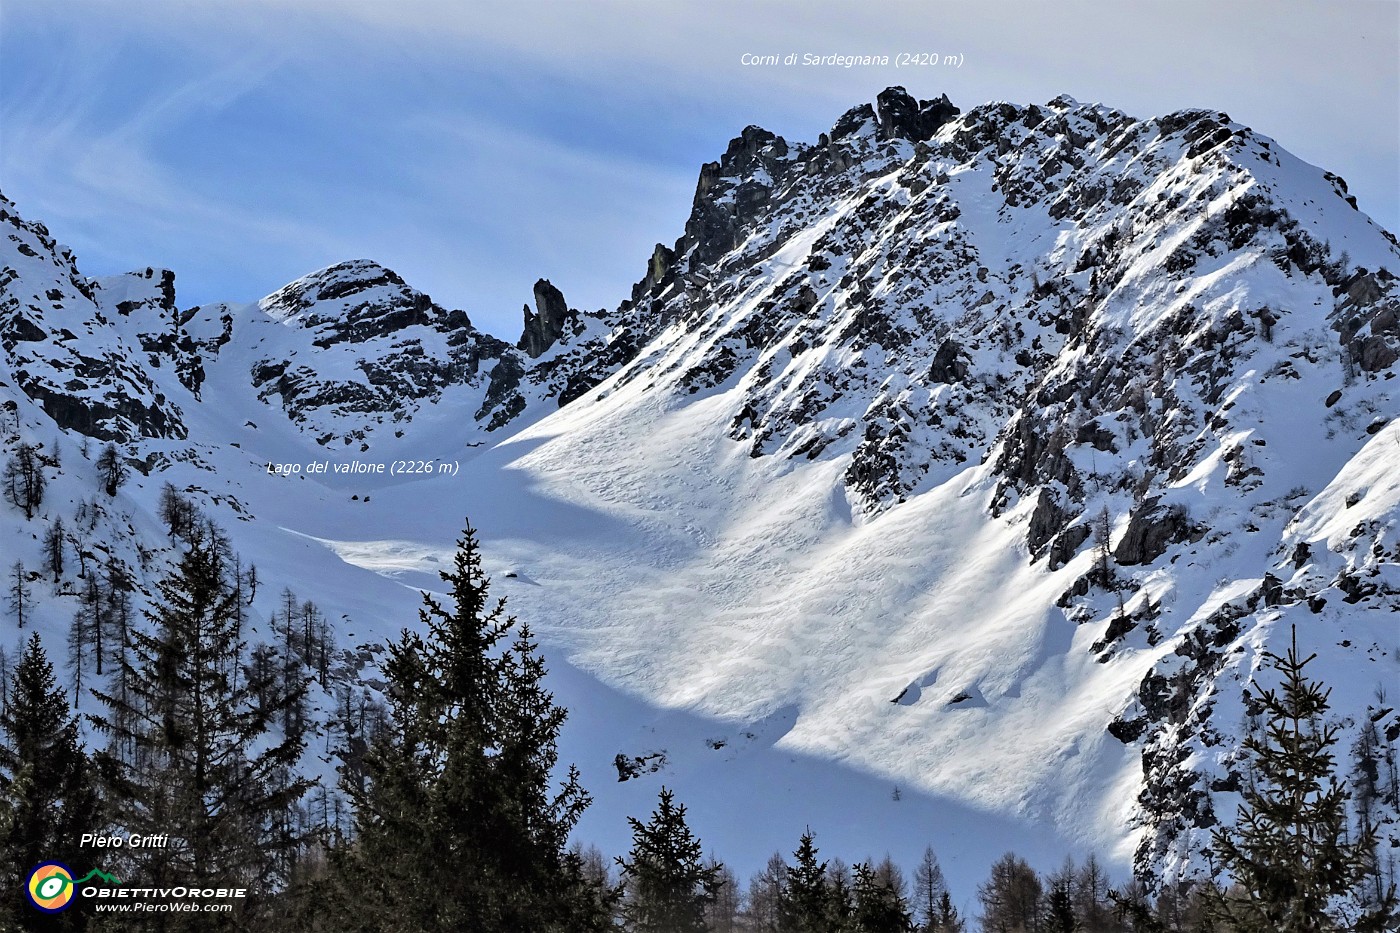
[257,258,474,345]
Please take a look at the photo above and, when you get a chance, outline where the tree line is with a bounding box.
[0,507,1396,930]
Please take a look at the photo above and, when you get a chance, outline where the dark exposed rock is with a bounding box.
[1027,489,1070,560]
[1260,572,1283,607]
[1108,716,1147,743]
[831,104,876,141]
[518,279,574,358]
[1047,524,1092,570]
[1075,419,1118,452]
[928,338,969,383]
[1355,335,1398,372]
[19,373,182,441]
[1114,499,1195,566]
[875,87,959,142]
[4,313,46,344]
[479,353,525,424]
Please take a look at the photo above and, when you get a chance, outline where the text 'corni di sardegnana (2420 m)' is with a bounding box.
[738,52,965,68]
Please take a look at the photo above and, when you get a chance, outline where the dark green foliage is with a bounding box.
[617,786,722,932]
[0,634,100,930]
[851,860,913,932]
[932,890,964,933]
[1042,872,1080,932]
[323,522,600,932]
[779,830,835,933]
[1208,628,1398,932]
[90,533,312,928]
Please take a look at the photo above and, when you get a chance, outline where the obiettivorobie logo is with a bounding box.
[25,862,122,913]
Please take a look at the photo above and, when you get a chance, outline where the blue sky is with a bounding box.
[2,0,1395,339]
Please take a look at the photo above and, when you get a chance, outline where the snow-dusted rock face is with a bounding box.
[249,259,529,447]
[0,87,1396,888]
[0,195,186,440]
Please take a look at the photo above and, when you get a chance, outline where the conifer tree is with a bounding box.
[95,443,127,497]
[703,859,742,932]
[1073,854,1113,932]
[3,443,45,519]
[779,830,835,933]
[0,634,100,928]
[852,860,913,932]
[977,852,1041,933]
[827,859,856,932]
[1209,627,1398,932]
[747,851,789,931]
[326,522,602,932]
[1042,870,1080,933]
[933,890,965,933]
[43,517,65,584]
[617,786,722,932]
[103,557,133,672]
[914,845,949,932]
[90,533,312,925]
[7,561,30,629]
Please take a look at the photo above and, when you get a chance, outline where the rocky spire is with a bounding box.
[517,278,573,358]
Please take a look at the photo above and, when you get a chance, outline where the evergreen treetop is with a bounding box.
[1209,626,1397,932]
[617,785,722,933]
[0,633,100,930]
[327,522,600,933]
[89,532,312,918]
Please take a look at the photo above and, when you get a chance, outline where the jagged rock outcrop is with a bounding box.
[875,87,958,142]
[517,279,575,358]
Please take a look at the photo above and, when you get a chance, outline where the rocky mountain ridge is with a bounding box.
[2,87,1397,889]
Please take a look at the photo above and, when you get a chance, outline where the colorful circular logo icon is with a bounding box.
[26,862,75,913]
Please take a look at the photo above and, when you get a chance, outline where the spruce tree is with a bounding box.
[90,533,312,926]
[779,830,835,933]
[852,860,913,932]
[0,634,101,930]
[1209,627,1398,932]
[827,859,856,932]
[617,786,722,932]
[1042,871,1080,933]
[934,890,965,933]
[327,522,601,932]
